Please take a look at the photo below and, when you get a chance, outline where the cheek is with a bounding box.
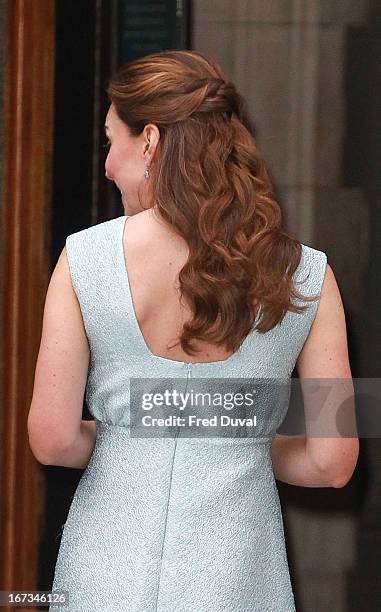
[104,151,114,178]
[105,148,123,178]
[105,146,116,165]
[105,145,139,188]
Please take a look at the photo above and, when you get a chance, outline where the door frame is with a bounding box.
[0,0,55,597]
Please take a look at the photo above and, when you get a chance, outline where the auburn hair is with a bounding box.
[107,49,319,357]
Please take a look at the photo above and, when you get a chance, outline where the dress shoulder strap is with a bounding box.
[295,243,328,302]
[295,244,328,295]
[65,215,127,348]
[287,242,328,357]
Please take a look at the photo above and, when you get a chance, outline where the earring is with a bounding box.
[144,159,150,180]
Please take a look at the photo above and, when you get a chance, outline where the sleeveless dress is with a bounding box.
[50,215,327,612]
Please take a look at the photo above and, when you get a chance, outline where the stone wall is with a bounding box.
[192,1,373,610]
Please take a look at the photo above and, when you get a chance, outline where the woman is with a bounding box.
[28,50,358,611]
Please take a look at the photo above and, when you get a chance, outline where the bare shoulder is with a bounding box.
[296,263,352,378]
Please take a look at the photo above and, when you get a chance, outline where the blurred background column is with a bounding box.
[192,1,374,610]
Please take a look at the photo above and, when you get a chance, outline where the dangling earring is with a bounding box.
[144,159,150,180]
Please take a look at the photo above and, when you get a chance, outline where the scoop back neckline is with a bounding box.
[118,214,258,367]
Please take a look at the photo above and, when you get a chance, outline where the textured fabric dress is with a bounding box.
[49,214,327,612]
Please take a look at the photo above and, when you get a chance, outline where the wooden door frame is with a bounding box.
[0,0,55,600]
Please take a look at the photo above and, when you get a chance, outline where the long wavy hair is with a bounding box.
[107,49,319,357]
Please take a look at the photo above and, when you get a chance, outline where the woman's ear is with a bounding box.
[143,124,160,159]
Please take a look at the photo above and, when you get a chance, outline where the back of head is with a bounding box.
[107,50,317,357]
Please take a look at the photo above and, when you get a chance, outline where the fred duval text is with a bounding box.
[140,415,257,427]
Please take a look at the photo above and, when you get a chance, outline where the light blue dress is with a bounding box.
[50,215,327,611]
